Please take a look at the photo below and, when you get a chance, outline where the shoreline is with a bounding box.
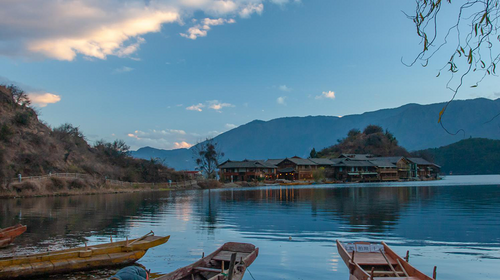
[0,177,202,199]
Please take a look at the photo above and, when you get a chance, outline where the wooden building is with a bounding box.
[368,159,398,181]
[218,160,277,182]
[330,159,378,182]
[274,157,318,181]
[408,157,441,179]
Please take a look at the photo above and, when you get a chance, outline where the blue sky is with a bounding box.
[1,0,498,150]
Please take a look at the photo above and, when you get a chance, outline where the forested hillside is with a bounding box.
[0,85,182,183]
[316,125,409,158]
[413,138,500,175]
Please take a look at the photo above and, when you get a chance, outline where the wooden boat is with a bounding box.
[0,231,169,279]
[336,240,436,280]
[0,224,27,248]
[156,242,259,280]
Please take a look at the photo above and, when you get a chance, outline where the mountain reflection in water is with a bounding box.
[1,175,499,280]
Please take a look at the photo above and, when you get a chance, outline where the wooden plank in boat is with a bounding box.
[373,277,421,280]
[212,251,247,262]
[354,252,397,266]
[194,267,221,273]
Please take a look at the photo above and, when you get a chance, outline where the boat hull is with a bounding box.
[336,240,434,280]
[0,235,169,279]
[0,225,27,248]
[156,242,259,280]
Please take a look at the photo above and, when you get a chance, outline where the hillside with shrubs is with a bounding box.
[316,125,410,158]
[0,85,184,194]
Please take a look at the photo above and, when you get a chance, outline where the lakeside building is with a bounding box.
[218,160,277,182]
[274,157,318,180]
[218,154,440,183]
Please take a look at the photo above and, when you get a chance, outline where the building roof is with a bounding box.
[329,158,347,164]
[284,157,317,166]
[266,159,285,165]
[369,160,397,168]
[375,156,407,164]
[218,160,277,169]
[408,157,441,168]
[341,160,375,167]
[309,158,335,165]
[338,154,375,160]
[407,157,431,165]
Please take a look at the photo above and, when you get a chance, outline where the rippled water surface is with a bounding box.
[1,175,500,280]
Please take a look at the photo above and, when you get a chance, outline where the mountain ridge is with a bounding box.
[132,97,500,170]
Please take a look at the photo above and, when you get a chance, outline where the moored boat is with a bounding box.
[336,240,436,280]
[0,231,169,279]
[0,224,27,248]
[155,242,259,280]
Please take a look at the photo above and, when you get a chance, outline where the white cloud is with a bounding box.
[187,100,234,112]
[315,90,335,100]
[225,123,237,129]
[126,128,193,150]
[113,66,134,73]
[277,96,286,105]
[0,1,295,60]
[170,129,186,135]
[174,141,193,149]
[180,18,236,40]
[278,85,291,92]
[239,3,264,18]
[23,4,179,61]
[125,128,220,150]
[27,92,61,107]
[186,103,205,111]
[207,100,234,111]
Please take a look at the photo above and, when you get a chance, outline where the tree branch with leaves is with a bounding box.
[405,0,500,133]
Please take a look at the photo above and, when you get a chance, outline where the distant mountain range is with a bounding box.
[131,98,500,170]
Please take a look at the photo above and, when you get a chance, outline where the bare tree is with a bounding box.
[7,85,30,107]
[192,138,224,179]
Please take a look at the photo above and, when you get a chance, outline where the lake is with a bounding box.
[1,175,500,280]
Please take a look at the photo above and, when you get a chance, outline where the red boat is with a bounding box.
[156,242,259,280]
[336,240,436,280]
[0,224,27,248]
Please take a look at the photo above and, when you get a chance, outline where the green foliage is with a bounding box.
[0,123,14,142]
[413,138,500,175]
[318,125,409,158]
[94,139,130,159]
[14,111,32,126]
[313,167,325,182]
[309,148,318,158]
[53,123,86,146]
[193,138,224,179]
[363,125,383,135]
[347,129,361,138]
[408,1,500,126]
[0,147,5,182]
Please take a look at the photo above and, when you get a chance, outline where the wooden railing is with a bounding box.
[2,173,197,189]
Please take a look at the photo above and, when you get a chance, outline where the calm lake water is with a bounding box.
[1,175,500,280]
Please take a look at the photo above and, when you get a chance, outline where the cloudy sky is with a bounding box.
[1,0,498,150]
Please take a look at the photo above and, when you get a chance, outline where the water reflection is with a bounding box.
[0,176,499,279]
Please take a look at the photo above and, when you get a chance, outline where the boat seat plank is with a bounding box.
[373,277,421,280]
[193,267,221,273]
[212,251,247,262]
[354,252,398,265]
